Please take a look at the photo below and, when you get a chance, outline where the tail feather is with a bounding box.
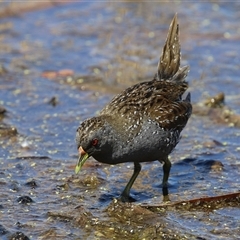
[157,14,189,82]
[172,65,189,82]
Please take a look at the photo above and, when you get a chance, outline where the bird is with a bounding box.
[75,14,192,202]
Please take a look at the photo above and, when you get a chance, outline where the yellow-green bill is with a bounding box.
[75,153,89,174]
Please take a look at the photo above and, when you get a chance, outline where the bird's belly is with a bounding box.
[94,127,180,164]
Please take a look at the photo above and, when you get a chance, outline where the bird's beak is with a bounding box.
[75,146,89,174]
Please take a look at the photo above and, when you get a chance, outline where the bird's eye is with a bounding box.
[91,138,98,146]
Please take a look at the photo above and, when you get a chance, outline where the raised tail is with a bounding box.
[157,14,189,82]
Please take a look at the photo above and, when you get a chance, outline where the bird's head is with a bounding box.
[75,116,108,174]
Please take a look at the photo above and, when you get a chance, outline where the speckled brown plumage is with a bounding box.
[75,14,192,202]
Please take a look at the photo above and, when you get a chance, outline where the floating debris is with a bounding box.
[0,123,17,137]
[17,196,34,204]
[205,92,225,108]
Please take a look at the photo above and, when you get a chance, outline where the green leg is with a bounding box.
[120,162,141,202]
[162,157,172,187]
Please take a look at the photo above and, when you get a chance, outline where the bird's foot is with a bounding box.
[119,194,136,203]
[162,182,170,202]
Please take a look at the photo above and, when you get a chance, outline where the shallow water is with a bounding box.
[0,1,240,239]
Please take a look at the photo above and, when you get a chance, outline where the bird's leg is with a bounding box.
[157,157,171,201]
[162,156,172,187]
[120,162,141,202]
[162,183,170,202]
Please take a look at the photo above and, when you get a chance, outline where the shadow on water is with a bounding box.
[0,1,240,239]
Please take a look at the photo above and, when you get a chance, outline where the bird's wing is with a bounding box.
[100,80,191,136]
